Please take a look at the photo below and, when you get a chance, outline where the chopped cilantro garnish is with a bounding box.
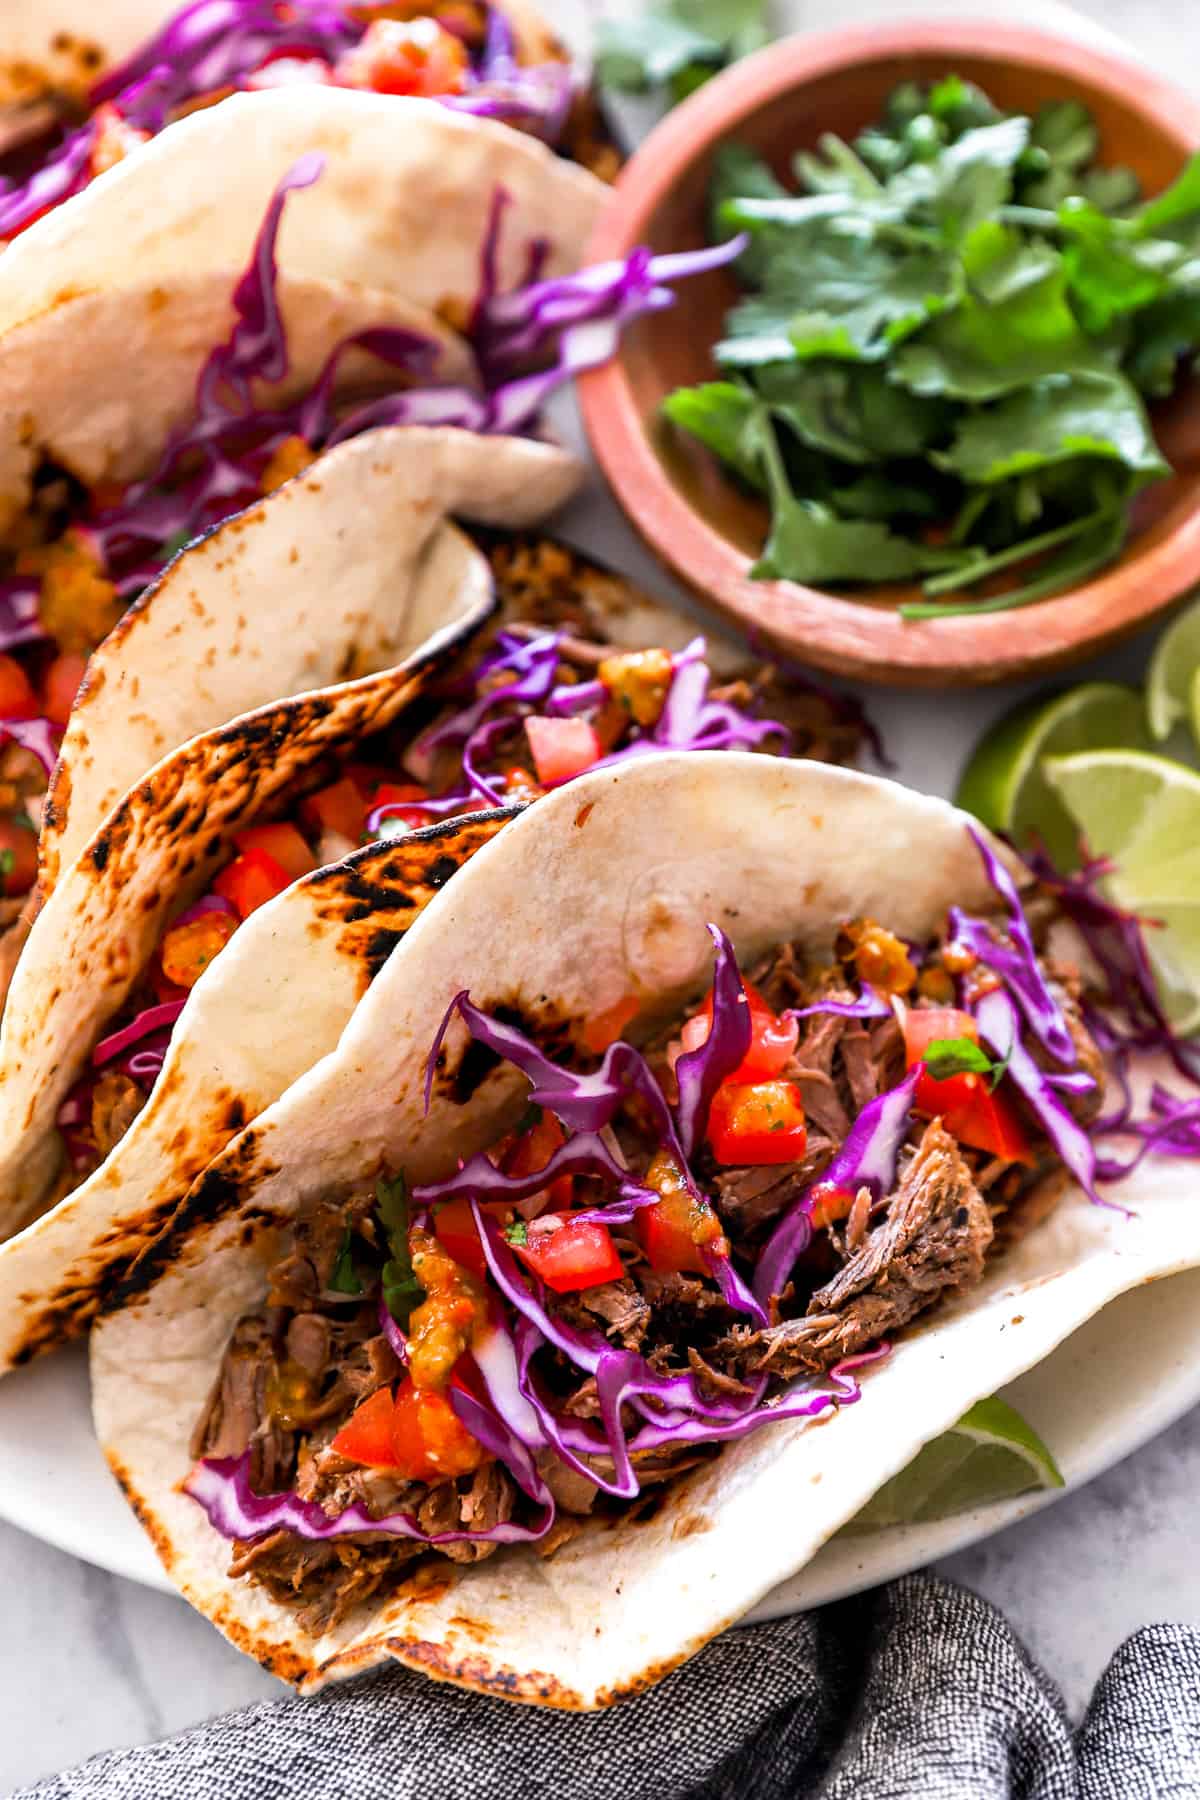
[328,1227,363,1296]
[924,1036,1012,1089]
[377,1174,422,1327]
[504,1220,529,1247]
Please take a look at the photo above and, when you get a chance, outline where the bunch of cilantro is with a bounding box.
[664,76,1200,615]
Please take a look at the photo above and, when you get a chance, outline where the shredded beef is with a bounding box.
[230,1531,424,1635]
[554,1279,649,1349]
[717,1121,993,1377]
[710,1145,834,1239]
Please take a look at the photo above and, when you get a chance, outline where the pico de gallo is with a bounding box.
[185,836,1147,1631]
[0,0,617,244]
[53,532,870,1195]
[0,145,737,960]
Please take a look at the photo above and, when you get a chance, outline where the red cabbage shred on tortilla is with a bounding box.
[0,1,618,244]
[182,862,1158,1633]
[0,149,738,928]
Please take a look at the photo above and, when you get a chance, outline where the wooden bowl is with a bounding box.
[578,19,1200,686]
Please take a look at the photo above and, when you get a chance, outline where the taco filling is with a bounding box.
[0,152,731,917]
[0,0,615,242]
[54,538,868,1188]
[183,834,1106,1633]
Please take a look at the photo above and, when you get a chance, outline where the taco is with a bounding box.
[0,436,864,1370]
[89,752,1195,1706]
[0,99,689,960]
[0,0,613,241]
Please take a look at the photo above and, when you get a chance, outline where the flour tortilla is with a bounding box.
[43,428,580,885]
[91,752,1189,1706]
[0,91,604,535]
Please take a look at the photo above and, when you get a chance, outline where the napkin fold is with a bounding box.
[15,1575,1200,1800]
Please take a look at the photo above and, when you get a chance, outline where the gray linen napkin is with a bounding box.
[15,1574,1200,1799]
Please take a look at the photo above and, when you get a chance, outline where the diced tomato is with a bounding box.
[524,716,602,788]
[902,1006,978,1062]
[299,776,365,844]
[0,816,37,896]
[246,47,334,88]
[41,652,89,728]
[388,1380,489,1481]
[331,1376,488,1481]
[330,1385,397,1469]
[636,1149,724,1274]
[232,822,316,882]
[809,1181,856,1231]
[903,1004,1032,1162]
[335,18,469,97]
[707,1079,808,1166]
[432,1196,512,1282]
[512,1214,624,1294]
[213,847,292,919]
[89,103,150,178]
[581,994,640,1055]
[683,977,798,1082]
[159,910,239,990]
[501,765,543,803]
[0,655,38,721]
[369,781,431,833]
[499,1109,572,1211]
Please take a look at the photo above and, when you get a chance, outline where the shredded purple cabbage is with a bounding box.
[674,926,752,1157]
[0,717,58,777]
[788,988,890,1021]
[186,1449,553,1547]
[950,829,1079,1068]
[754,1068,920,1308]
[0,582,48,652]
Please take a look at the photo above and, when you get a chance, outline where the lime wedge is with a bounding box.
[1147,592,1200,740]
[955,682,1148,869]
[848,1396,1064,1531]
[1043,747,1200,1034]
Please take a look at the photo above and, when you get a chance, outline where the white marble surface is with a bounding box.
[5,0,1200,1791]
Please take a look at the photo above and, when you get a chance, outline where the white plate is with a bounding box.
[0,0,1183,1612]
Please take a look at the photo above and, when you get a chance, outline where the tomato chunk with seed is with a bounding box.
[159,910,239,990]
[707,1079,808,1165]
[42,652,88,728]
[213,848,292,919]
[636,1149,724,1274]
[432,1197,513,1282]
[497,1109,572,1210]
[330,1385,396,1469]
[336,18,469,96]
[682,976,798,1082]
[232,822,316,882]
[389,1381,488,1481]
[0,655,38,721]
[512,1215,623,1293]
[246,48,334,88]
[903,1004,1032,1162]
[369,781,430,834]
[0,817,37,896]
[299,776,365,844]
[524,716,601,787]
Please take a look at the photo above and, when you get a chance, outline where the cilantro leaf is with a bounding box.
[934,370,1168,486]
[376,1174,422,1328]
[504,1220,529,1248]
[328,1228,363,1296]
[596,0,768,97]
[751,412,964,585]
[662,380,767,488]
[922,1036,1013,1089]
[0,848,12,882]
[753,361,949,466]
[892,224,1103,399]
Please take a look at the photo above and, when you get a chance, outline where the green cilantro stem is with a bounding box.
[918,506,1112,598]
[901,511,1123,617]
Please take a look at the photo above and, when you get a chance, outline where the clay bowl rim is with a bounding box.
[578,17,1200,688]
